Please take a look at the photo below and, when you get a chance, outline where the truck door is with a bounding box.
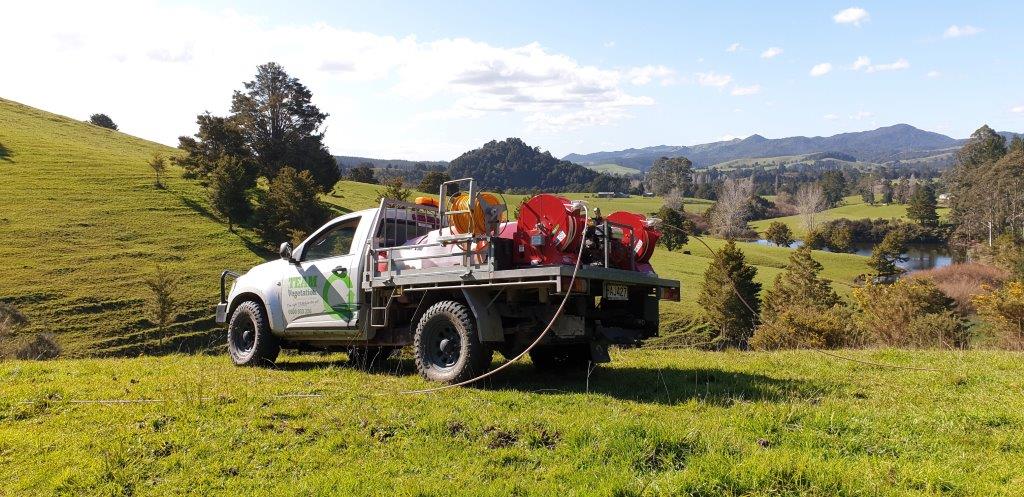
[281,216,362,330]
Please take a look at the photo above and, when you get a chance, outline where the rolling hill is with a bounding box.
[583,163,642,176]
[565,124,1022,171]
[0,98,268,356]
[0,97,873,357]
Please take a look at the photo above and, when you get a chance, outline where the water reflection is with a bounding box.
[754,239,953,272]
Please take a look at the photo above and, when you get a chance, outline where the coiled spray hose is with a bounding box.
[402,204,589,394]
[447,192,506,235]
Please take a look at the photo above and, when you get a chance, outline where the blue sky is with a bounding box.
[2,1,1022,160]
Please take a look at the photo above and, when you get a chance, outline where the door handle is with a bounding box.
[332,266,347,275]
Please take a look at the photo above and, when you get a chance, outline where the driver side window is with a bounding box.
[303,218,360,261]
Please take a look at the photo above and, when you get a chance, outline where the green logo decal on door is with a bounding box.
[321,272,357,321]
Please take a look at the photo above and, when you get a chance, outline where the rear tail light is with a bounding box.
[559,277,589,294]
[660,286,680,302]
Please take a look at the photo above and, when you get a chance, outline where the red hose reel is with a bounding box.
[513,194,586,266]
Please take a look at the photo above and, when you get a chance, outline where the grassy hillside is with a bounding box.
[0,98,867,357]
[584,163,642,176]
[751,195,951,238]
[0,98,267,356]
[3,350,1023,495]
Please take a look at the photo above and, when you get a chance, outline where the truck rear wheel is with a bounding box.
[227,300,280,367]
[413,301,490,384]
[529,344,591,372]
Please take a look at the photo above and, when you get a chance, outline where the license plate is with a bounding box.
[605,283,629,301]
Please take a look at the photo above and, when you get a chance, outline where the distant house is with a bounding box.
[642,192,656,197]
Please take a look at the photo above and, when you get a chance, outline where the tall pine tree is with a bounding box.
[697,240,761,348]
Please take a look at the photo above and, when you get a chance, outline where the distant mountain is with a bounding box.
[563,124,1018,171]
[335,155,447,171]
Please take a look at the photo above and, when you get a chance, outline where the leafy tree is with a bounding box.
[230,62,339,189]
[255,167,330,245]
[174,113,250,181]
[907,182,939,227]
[208,156,253,231]
[346,163,378,184]
[375,176,412,203]
[762,246,841,321]
[751,246,847,350]
[175,63,339,190]
[947,125,1007,242]
[868,230,908,276]
[148,153,167,188]
[1010,136,1024,155]
[819,170,847,207]
[656,205,689,251]
[646,156,693,196]
[880,180,894,204]
[417,170,450,193]
[144,266,180,347]
[697,240,761,348]
[860,183,875,205]
[89,113,118,130]
[853,279,966,347]
[828,223,853,252]
[894,177,911,204]
[765,221,794,247]
[972,281,1024,349]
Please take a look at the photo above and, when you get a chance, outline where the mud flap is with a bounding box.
[590,342,611,363]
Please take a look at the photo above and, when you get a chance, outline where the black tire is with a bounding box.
[227,300,280,367]
[413,301,489,383]
[347,346,397,370]
[529,344,591,372]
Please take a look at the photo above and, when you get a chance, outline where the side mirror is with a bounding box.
[279,242,294,261]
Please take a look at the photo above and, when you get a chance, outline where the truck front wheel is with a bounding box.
[413,301,490,384]
[227,300,280,367]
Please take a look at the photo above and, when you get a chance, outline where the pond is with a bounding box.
[754,239,953,272]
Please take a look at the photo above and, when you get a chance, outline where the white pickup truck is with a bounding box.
[216,180,680,383]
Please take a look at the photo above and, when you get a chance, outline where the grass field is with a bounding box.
[751,195,951,238]
[3,350,1023,496]
[0,98,267,357]
[583,163,643,176]
[0,97,865,355]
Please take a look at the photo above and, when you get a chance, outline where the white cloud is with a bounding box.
[833,7,870,27]
[823,113,840,121]
[627,65,675,85]
[809,63,833,77]
[0,2,672,155]
[760,47,783,59]
[926,70,941,78]
[696,71,733,87]
[865,58,909,73]
[943,25,983,38]
[850,111,874,120]
[1012,105,1024,114]
[849,56,909,73]
[603,41,616,48]
[731,84,761,96]
[726,43,741,52]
